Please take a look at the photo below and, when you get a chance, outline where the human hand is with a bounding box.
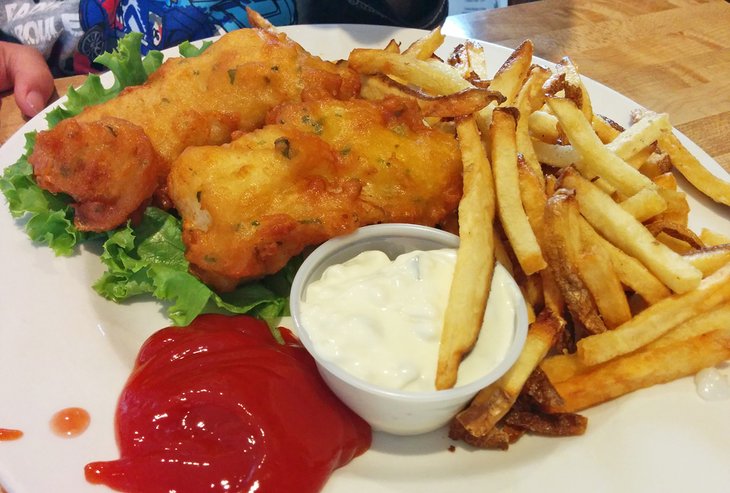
[0,41,54,117]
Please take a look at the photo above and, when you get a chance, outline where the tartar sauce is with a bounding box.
[694,364,730,401]
[300,249,516,392]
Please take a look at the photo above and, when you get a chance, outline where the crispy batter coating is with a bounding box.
[267,97,462,227]
[31,117,165,231]
[168,97,462,291]
[30,28,360,232]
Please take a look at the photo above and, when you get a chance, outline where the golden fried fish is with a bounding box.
[168,97,462,291]
[30,28,360,232]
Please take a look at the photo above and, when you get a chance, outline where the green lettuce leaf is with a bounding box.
[0,133,88,255]
[46,33,163,127]
[178,39,213,58]
[94,208,291,326]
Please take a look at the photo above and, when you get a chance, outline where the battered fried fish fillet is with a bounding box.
[168,97,462,291]
[29,28,360,232]
[31,118,165,231]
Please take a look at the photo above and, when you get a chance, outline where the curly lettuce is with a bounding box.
[0,33,295,325]
[46,33,164,127]
[94,208,293,326]
[0,133,91,255]
[178,39,213,58]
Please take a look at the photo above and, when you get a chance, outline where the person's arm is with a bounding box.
[0,41,54,117]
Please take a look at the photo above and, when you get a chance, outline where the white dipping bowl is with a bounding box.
[289,223,528,435]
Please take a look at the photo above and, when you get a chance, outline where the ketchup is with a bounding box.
[0,428,23,441]
[50,407,90,438]
[85,314,371,493]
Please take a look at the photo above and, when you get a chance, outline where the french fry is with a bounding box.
[578,242,632,330]
[540,265,565,318]
[528,110,561,143]
[447,40,488,81]
[384,38,401,54]
[540,352,587,384]
[531,139,579,168]
[403,26,444,59]
[556,57,593,123]
[348,48,505,132]
[516,160,565,315]
[657,130,730,207]
[348,48,474,95]
[489,40,534,106]
[683,244,730,276]
[415,89,501,118]
[638,151,673,179]
[436,116,496,390]
[648,172,692,226]
[517,159,547,236]
[455,309,564,436]
[491,108,547,275]
[521,273,544,311]
[577,218,671,305]
[619,187,668,222]
[541,302,730,384]
[625,146,656,172]
[399,32,730,451]
[359,75,502,117]
[560,169,702,294]
[548,97,659,198]
[551,328,730,412]
[515,66,551,183]
[463,41,488,80]
[577,261,730,365]
[654,171,679,190]
[700,228,730,246]
[645,220,704,251]
[605,112,671,162]
[647,302,730,350]
[494,229,515,277]
[591,114,623,143]
[655,232,694,254]
[543,189,607,334]
[532,112,670,173]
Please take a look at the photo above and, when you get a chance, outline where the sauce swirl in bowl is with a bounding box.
[290,224,528,435]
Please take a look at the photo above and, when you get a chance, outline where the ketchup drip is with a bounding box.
[85,314,371,492]
[0,428,23,441]
[50,407,90,438]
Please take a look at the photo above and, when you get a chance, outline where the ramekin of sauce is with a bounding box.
[290,223,529,435]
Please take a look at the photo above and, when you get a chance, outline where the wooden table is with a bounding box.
[1,0,729,175]
[443,0,730,173]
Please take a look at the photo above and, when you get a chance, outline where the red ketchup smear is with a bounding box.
[84,314,371,493]
[50,407,91,438]
[0,428,23,441]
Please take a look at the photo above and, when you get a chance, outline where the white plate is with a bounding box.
[1,24,729,493]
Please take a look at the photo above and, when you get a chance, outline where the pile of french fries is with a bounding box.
[347,28,730,449]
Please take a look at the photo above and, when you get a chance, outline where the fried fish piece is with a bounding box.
[32,117,165,231]
[30,28,360,232]
[267,97,463,227]
[168,97,462,291]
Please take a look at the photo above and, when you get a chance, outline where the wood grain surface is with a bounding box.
[443,0,730,173]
